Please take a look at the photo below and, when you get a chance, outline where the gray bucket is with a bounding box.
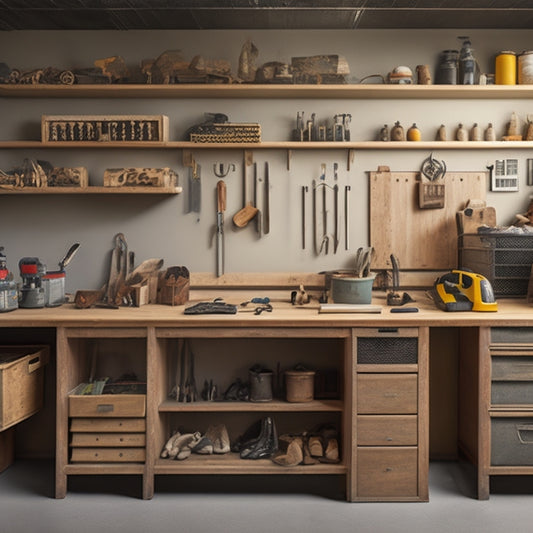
[330,273,376,304]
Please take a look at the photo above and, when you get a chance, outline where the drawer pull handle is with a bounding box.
[517,425,533,444]
[97,404,114,413]
[384,393,399,398]
[385,467,393,472]
[386,437,393,442]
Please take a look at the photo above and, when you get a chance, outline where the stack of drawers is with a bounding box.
[354,328,427,501]
[69,393,146,463]
[490,327,533,467]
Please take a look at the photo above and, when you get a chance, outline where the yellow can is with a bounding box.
[495,51,516,85]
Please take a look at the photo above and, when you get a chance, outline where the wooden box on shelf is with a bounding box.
[41,114,170,143]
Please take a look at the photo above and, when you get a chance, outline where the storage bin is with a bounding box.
[459,233,533,296]
[0,346,49,431]
[285,370,315,402]
[491,417,533,465]
[69,393,146,418]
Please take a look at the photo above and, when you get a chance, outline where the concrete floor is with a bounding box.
[1,460,533,533]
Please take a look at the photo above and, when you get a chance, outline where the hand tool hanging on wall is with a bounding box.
[216,180,226,277]
[301,185,308,249]
[186,156,201,216]
[344,185,351,250]
[312,164,334,255]
[233,150,257,228]
[264,161,271,234]
[333,183,339,252]
[254,162,262,237]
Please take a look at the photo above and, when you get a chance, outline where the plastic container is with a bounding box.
[285,370,315,402]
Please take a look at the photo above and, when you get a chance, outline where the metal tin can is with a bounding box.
[436,50,458,84]
[518,51,533,84]
[495,51,516,85]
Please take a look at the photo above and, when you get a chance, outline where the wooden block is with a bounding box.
[103,167,177,188]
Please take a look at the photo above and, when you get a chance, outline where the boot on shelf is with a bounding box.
[239,417,278,460]
[205,424,231,454]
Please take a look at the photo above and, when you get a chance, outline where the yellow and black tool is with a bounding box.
[431,269,498,312]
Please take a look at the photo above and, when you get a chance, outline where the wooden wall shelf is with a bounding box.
[2,140,533,151]
[2,83,533,100]
[0,186,182,195]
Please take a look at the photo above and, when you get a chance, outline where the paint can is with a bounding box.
[518,51,533,84]
[495,51,516,85]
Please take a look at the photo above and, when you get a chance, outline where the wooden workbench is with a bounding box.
[1,291,531,501]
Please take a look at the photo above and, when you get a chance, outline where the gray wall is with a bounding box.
[1,29,533,292]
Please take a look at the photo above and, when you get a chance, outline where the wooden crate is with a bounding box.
[0,346,50,431]
[41,114,169,142]
[0,427,15,472]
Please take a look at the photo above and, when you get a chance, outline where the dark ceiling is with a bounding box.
[1,1,533,31]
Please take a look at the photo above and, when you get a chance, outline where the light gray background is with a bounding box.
[1,29,532,291]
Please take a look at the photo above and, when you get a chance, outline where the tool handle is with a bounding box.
[217,180,226,213]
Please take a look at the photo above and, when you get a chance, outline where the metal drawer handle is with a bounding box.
[385,467,393,472]
[97,404,114,413]
[517,424,533,444]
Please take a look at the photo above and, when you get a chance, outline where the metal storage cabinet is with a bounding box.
[465,327,533,499]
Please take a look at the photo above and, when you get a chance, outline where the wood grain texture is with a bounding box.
[370,169,487,269]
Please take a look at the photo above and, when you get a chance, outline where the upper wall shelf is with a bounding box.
[2,84,533,100]
[2,140,533,150]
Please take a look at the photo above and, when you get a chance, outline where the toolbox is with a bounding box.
[0,346,49,431]
[459,233,533,296]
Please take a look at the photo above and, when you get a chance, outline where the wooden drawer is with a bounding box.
[357,447,418,498]
[70,418,146,433]
[357,374,417,414]
[70,447,146,463]
[70,433,146,447]
[357,415,417,446]
[69,394,146,418]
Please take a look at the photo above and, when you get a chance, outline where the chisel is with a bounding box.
[216,180,226,277]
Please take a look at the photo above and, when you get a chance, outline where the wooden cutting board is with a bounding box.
[369,168,487,270]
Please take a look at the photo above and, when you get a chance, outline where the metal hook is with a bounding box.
[213,162,236,178]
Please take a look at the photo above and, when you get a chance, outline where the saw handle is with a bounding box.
[217,180,226,213]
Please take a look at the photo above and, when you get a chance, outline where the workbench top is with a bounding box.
[1,290,532,329]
